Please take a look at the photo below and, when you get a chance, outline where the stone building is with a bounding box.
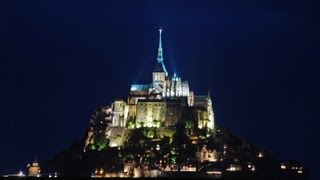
[27,158,40,177]
[196,145,218,162]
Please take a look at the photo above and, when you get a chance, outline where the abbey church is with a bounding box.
[107,29,215,132]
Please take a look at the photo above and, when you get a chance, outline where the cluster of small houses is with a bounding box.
[90,144,306,178]
[21,143,305,178]
[92,144,221,178]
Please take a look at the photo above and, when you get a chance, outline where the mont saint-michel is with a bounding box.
[15,29,307,179]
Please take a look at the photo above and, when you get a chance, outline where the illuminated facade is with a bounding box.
[27,159,40,177]
[108,29,215,131]
[196,145,218,162]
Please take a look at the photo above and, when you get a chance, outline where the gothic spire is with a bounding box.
[157,28,163,62]
[154,28,167,75]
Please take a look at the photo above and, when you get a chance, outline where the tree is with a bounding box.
[181,107,198,136]
[95,133,109,150]
[172,122,188,147]
[90,107,111,134]
[89,107,112,151]
[128,129,145,147]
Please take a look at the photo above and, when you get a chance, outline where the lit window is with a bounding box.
[251,165,255,171]
[280,163,286,170]
[258,152,264,158]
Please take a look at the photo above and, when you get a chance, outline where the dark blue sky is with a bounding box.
[1,0,319,179]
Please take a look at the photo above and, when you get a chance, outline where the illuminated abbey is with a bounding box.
[44,29,307,179]
[107,29,214,131]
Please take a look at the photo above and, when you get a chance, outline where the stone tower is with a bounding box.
[151,28,168,99]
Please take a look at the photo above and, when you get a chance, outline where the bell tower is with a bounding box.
[152,28,168,98]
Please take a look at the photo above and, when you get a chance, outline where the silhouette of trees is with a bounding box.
[90,107,110,134]
[127,129,145,147]
[88,107,112,150]
[172,122,188,148]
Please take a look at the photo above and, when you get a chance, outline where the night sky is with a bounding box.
[0,0,319,179]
